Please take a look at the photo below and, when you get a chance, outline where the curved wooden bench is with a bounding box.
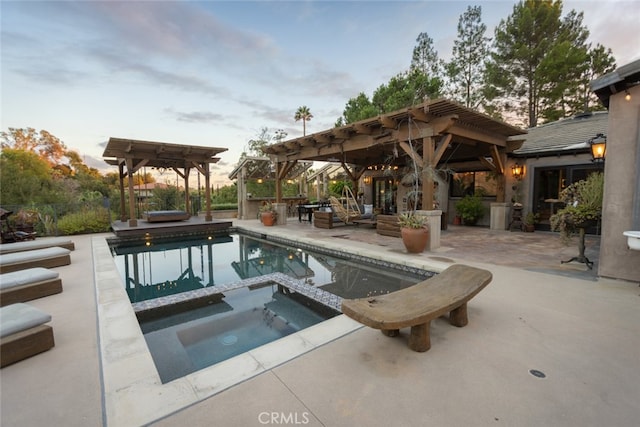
[341,264,492,352]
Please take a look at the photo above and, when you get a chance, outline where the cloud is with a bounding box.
[165,109,226,124]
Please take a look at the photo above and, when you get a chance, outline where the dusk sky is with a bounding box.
[2,0,638,187]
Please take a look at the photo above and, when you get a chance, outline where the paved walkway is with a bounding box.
[1,221,637,427]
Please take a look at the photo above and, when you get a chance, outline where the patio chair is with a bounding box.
[1,303,55,368]
[1,267,63,307]
[329,197,361,224]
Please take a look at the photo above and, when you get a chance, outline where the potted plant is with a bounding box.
[259,202,278,226]
[397,212,429,253]
[455,194,485,226]
[523,212,539,232]
[550,172,603,242]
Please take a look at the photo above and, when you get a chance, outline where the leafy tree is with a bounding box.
[0,148,56,205]
[486,0,590,127]
[1,127,67,166]
[244,127,276,157]
[294,106,313,136]
[446,5,491,109]
[341,92,379,124]
[372,69,441,113]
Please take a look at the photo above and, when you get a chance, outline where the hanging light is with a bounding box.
[589,133,607,163]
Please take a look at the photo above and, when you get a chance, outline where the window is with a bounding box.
[450,172,497,197]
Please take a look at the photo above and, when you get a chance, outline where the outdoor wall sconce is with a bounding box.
[363,176,372,185]
[257,178,263,184]
[589,133,607,163]
[625,90,631,101]
[511,163,524,180]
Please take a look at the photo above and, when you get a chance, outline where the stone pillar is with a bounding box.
[490,203,510,230]
[417,210,442,251]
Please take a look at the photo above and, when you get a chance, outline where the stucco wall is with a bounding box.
[598,84,640,282]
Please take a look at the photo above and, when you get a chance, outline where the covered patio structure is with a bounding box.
[103,138,227,227]
[263,99,527,245]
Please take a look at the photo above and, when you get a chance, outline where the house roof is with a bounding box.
[513,111,608,157]
[591,58,640,108]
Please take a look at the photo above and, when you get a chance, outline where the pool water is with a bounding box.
[108,232,429,302]
[140,283,333,383]
[108,231,432,382]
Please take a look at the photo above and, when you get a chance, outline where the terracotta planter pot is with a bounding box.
[261,212,276,226]
[401,227,429,253]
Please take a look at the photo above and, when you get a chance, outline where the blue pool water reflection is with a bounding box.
[108,232,430,303]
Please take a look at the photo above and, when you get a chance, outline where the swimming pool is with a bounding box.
[107,231,432,382]
[94,225,443,426]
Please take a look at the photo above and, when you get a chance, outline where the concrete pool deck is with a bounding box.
[1,220,639,426]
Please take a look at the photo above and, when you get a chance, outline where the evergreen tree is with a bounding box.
[446,5,490,109]
[486,0,590,127]
[411,32,443,81]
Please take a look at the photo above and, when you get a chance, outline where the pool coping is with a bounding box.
[93,226,450,426]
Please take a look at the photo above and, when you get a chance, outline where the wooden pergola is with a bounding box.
[263,99,527,210]
[103,138,227,227]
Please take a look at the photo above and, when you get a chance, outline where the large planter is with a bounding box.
[401,227,429,253]
[261,212,276,226]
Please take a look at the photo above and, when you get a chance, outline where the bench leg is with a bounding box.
[450,302,468,327]
[408,322,431,352]
[381,329,399,337]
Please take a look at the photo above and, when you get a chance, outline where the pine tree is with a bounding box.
[446,5,490,110]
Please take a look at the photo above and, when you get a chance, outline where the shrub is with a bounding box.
[57,208,111,235]
[455,194,485,225]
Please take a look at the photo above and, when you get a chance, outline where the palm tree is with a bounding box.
[294,106,313,136]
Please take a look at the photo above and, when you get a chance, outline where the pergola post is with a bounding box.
[125,157,137,227]
[204,163,212,221]
[421,137,435,211]
[183,167,191,214]
[118,162,126,222]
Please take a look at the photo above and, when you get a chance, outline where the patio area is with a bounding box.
[1,220,638,427]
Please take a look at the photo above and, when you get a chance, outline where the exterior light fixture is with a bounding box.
[511,163,524,180]
[625,90,631,101]
[257,178,263,184]
[363,176,372,185]
[589,133,606,163]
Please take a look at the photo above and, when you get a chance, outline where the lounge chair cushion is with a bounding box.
[0,237,75,254]
[0,247,71,273]
[0,268,59,290]
[0,303,52,338]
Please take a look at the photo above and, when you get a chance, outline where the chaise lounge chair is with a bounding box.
[0,267,62,307]
[0,236,75,254]
[0,247,71,274]
[1,303,55,368]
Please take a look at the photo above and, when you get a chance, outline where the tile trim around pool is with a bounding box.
[92,236,363,427]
